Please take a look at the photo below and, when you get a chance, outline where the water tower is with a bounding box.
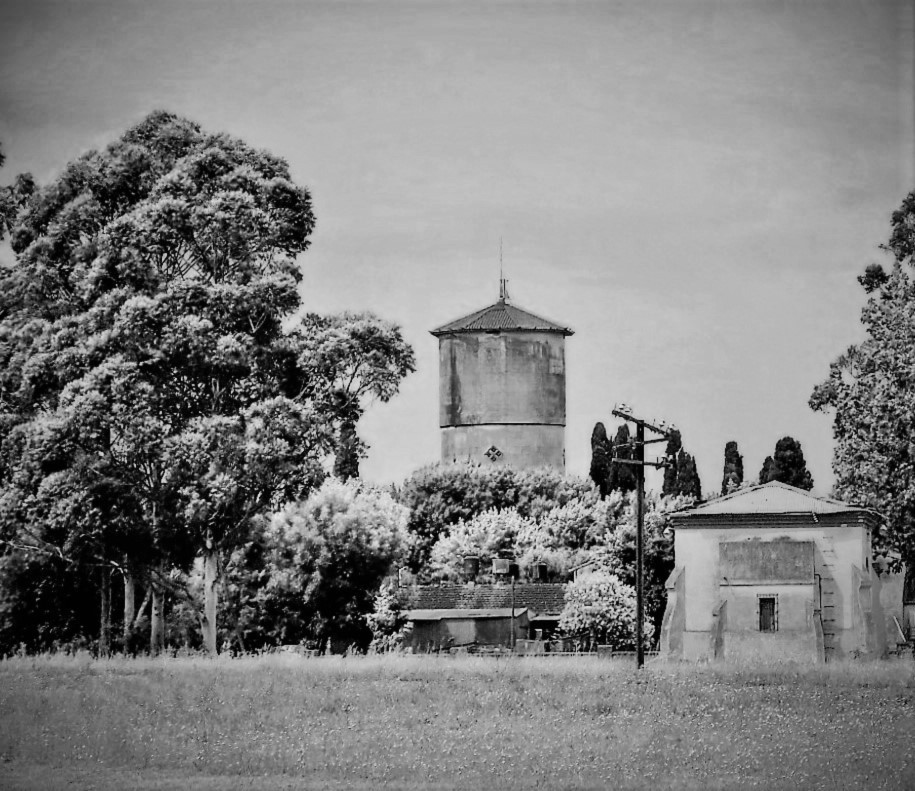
[431,282,573,471]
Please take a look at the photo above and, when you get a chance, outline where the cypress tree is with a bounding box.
[662,430,683,496]
[675,450,702,499]
[607,424,638,493]
[721,441,744,495]
[758,436,814,490]
[589,422,613,498]
[661,429,702,499]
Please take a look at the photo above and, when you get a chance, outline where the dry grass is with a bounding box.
[1,653,914,790]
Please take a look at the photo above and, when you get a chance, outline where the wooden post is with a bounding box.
[635,422,645,669]
[99,566,111,658]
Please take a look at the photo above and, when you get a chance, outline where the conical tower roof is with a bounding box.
[431,298,573,336]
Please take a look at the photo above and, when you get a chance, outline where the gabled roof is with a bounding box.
[673,481,878,521]
[405,608,529,621]
[408,583,566,615]
[430,299,573,336]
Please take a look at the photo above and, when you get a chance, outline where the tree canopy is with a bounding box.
[558,571,651,651]
[661,429,702,499]
[606,424,638,493]
[589,422,612,499]
[758,437,813,491]
[294,312,415,480]
[721,440,744,495]
[263,478,409,651]
[810,190,915,564]
[0,113,414,655]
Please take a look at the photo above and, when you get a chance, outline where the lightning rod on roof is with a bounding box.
[499,237,509,302]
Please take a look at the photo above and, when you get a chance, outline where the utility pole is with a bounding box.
[610,404,676,669]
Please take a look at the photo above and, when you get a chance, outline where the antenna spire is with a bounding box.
[499,237,509,302]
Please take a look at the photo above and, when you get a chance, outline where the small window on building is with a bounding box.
[758,595,777,632]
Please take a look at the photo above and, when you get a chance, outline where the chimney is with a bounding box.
[463,555,480,582]
[492,557,510,577]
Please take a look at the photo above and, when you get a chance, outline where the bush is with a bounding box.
[559,571,652,650]
[253,478,409,651]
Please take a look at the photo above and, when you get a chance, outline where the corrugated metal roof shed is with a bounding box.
[430,299,573,336]
[405,608,529,621]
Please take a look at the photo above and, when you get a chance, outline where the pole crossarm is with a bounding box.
[611,457,670,468]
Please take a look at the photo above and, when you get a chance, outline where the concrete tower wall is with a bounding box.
[438,330,566,470]
[439,331,566,426]
[441,424,565,470]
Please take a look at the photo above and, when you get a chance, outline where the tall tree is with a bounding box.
[0,112,412,655]
[661,429,702,499]
[810,191,915,573]
[661,429,682,496]
[758,437,813,490]
[721,441,744,495]
[295,312,416,481]
[589,422,612,498]
[607,424,638,493]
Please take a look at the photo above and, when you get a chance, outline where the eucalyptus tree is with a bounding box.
[0,112,414,654]
[811,191,915,579]
[294,312,416,480]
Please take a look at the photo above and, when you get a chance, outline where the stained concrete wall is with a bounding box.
[671,523,878,662]
[437,330,566,471]
[719,584,819,662]
[438,332,566,426]
[441,424,565,470]
[676,525,868,633]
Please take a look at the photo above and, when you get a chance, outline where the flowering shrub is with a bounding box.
[366,581,409,652]
[559,571,652,650]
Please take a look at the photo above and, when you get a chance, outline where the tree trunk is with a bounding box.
[202,540,219,655]
[99,567,111,658]
[123,569,136,646]
[150,579,164,656]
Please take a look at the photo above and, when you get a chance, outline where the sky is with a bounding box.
[1,0,912,496]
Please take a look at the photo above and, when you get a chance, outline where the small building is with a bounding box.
[405,608,530,653]
[430,285,573,472]
[403,582,566,652]
[660,481,898,662]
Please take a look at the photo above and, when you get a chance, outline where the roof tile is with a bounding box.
[408,583,567,615]
[431,300,573,336]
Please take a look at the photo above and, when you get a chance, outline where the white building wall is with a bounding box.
[674,523,871,661]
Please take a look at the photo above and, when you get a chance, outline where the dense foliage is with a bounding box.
[417,476,689,643]
[721,440,744,495]
[558,571,651,650]
[295,312,415,480]
[810,191,915,565]
[662,429,703,499]
[0,115,414,655]
[397,463,593,572]
[757,437,813,491]
[257,479,408,651]
[607,424,638,493]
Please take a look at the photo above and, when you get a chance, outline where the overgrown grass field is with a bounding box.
[1,654,913,790]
